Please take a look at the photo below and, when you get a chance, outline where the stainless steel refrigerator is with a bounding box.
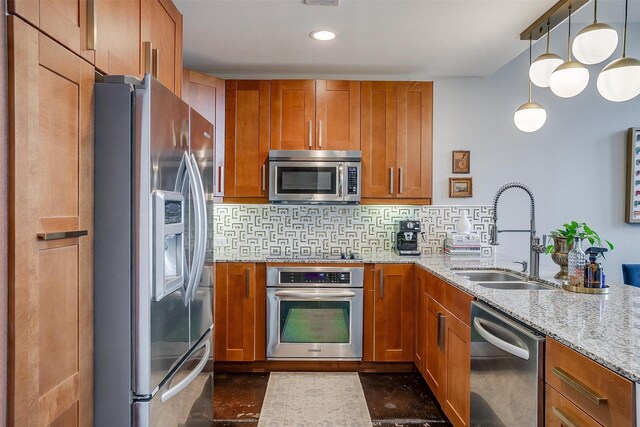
[94,74,214,426]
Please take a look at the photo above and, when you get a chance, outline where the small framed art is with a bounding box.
[452,150,470,174]
[626,128,640,223]
[449,177,473,198]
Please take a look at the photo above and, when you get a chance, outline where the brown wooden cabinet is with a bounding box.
[271,80,360,151]
[424,271,473,427]
[413,266,427,375]
[224,80,270,199]
[8,0,95,63]
[8,16,94,426]
[183,69,226,198]
[361,81,433,203]
[95,0,142,77]
[214,263,266,362]
[140,0,183,95]
[364,264,414,362]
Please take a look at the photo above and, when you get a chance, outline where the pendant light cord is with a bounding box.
[622,0,628,57]
[528,37,533,102]
[567,4,572,60]
[546,21,551,53]
[593,0,598,23]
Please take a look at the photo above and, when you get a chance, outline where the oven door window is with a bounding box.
[276,167,337,194]
[279,301,350,343]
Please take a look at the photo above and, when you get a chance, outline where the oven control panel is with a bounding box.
[280,271,350,284]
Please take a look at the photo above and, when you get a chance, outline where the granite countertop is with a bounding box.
[214,250,640,383]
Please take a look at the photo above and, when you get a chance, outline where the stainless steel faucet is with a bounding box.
[489,182,546,279]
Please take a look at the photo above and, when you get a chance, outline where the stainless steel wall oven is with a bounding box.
[266,266,364,360]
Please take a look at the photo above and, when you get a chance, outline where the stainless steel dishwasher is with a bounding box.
[470,301,545,427]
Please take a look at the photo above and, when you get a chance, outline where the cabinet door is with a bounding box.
[373,264,414,361]
[9,0,94,62]
[361,81,397,198]
[183,69,225,198]
[8,17,94,426]
[413,267,427,375]
[315,80,360,151]
[396,82,433,199]
[140,0,183,95]
[214,263,256,361]
[425,296,445,401]
[270,80,315,150]
[443,310,471,427]
[224,80,270,198]
[95,0,141,76]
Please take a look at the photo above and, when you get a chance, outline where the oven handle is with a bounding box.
[274,290,356,299]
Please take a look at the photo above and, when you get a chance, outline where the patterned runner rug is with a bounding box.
[257,372,373,426]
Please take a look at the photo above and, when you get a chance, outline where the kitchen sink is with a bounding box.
[454,270,524,282]
[476,281,555,291]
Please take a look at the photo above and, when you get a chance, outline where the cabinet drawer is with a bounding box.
[546,339,635,426]
[425,271,445,304]
[546,384,602,427]
[443,281,473,326]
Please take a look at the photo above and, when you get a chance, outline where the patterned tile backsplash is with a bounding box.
[209,204,494,259]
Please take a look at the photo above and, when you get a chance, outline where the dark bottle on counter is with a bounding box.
[584,247,608,288]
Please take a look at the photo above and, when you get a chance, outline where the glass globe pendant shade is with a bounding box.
[514,101,547,133]
[529,53,564,87]
[549,61,590,98]
[597,56,640,101]
[572,23,618,65]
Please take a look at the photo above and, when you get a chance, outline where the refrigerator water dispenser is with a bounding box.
[153,190,185,301]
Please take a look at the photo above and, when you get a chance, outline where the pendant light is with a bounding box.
[572,0,618,65]
[550,5,590,98]
[515,38,547,133]
[597,0,640,102]
[529,22,564,87]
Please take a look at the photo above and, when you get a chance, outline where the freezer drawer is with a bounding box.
[134,328,214,426]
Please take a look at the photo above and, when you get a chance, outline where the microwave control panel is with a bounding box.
[347,167,358,195]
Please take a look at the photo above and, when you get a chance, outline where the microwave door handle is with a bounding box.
[338,164,343,198]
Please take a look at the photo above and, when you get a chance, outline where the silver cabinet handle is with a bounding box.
[246,268,251,297]
[216,166,222,193]
[86,0,97,50]
[389,167,394,194]
[319,120,323,148]
[399,167,403,194]
[551,407,578,427]
[37,230,88,241]
[338,164,343,198]
[379,268,384,298]
[437,312,446,352]
[219,166,224,194]
[552,367,607,405]
[308,120,313,148]
[144,42,153,74]
[262,164,266,192]
[152,48,160,78]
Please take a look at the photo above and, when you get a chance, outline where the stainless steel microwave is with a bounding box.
[269,150,361,204]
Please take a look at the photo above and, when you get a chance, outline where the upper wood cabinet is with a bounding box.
[183,69,226,198]
[141,0,183,95]
[95,0,141,77]
[367,264,414,362]
[8,0,95,63]
[8,16,94,426]
[361,81,433,202]
[271,80,360,151]
[225,80,270,199]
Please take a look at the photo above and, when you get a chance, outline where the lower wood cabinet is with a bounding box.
[546,384,602,427]
[442,307,471,427]
[214,263,266,361]
[425,295,446,399]
[364,263,414,362]
[413,266,427,375]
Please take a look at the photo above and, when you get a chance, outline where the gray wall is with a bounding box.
[432,23,640,283]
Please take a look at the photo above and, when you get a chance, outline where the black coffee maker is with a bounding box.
[395,220,421,256]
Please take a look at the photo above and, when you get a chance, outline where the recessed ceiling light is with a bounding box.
[310,30,337,41]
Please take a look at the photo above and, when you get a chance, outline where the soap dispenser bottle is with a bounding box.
[584,247,608,288]
[568,236,586,287]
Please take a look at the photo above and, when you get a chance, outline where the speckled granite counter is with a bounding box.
[215,250,640,383]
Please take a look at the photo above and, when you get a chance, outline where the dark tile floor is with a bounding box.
[212,371,451,426]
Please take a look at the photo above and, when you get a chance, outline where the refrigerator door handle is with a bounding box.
[182,152,202,306]
[160,338,211,403]
[188,154,208,301]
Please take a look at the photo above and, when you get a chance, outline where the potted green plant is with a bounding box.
[545,221,614,281]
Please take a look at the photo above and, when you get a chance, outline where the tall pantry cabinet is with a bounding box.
[8,16,94,427]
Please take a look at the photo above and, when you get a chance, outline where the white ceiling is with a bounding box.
[175,0,639,80]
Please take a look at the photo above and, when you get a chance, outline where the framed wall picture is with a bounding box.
[452,150,470,174]
[626,128,640,223]
[449,177,473,198]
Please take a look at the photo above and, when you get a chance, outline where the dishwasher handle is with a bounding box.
[474,317,530,360]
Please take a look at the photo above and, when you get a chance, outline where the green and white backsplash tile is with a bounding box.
[208,204,493,257]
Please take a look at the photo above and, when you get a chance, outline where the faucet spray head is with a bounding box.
[489,224,499,245]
